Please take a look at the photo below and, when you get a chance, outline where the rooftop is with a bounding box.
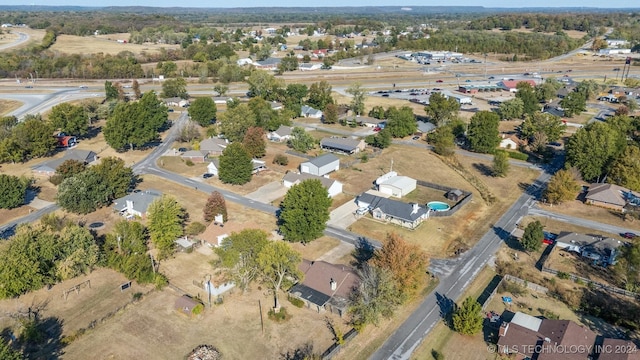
[303,153,340,168]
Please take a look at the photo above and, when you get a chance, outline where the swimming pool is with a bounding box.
[427,201,451,212]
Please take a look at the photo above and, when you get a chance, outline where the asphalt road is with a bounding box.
[528,206,638,236]
[0,31,29,51]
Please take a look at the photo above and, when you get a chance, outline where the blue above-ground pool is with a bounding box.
[427,201,451,212]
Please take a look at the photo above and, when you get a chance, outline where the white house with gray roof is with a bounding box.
[32,149,98,176]
[199,137,229,155]
[283,172,343,198]
[113,190,162,219]
[376,172,417,198]
[300,153,340,176]
[268,125,294,142]
[301,105,323,118]
[356,192,428,229]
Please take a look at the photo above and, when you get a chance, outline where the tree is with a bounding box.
[346,82,366,116]
[515,82,539,116]
[492,150,510,177]
[56,170,109,214]
[215,229,269,292]
[307,81,334,110]
[287,127,316,153]
[218,104,257,142]
[161,77,188,99]
[188,97,217,126]
[615,242,640,291]
[257,241,303,309]
[536,82,560,103]
[219,142,253,185]
[385,106,417,138]
[497,98,524,120]
[177,121,201,143]
[49,103,88,136]
[365,129,392,149]
[566,122,623,182]
[545,169,580,205]
[278,56,299,73]
[0,339,21,360]
[424,92,460,126]
[430,125,456,156]
[213,84,229,96]
[55,225,100,280]
[55,159,85,180]
[467,111,500,153]
[279,179,332,243]
[10,116,57,160]
[283,83,308,115]
[92,156,134,200]
[561,91,587,117]
[368,106,386,119]
[132,79,141,100]
[371,233,429,299]
[323,103,339,124]
[204,191,228,222]
[242,126,266,158]
[452,297,483,335]
[520,112,566,143]
[576,80,602,100]
[349,264,402,330]
[0,174,29,209]
[147,195,186,259]
[105,80,119,101]
[609,146,640,192]
[521,220,544,252]
[246,71,283,100]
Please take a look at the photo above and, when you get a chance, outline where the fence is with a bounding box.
[481,274,549,310]
[540,266,638,299]
[416,179,473,218]
[321,328,358,360]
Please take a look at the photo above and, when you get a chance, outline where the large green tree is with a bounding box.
[452,297,483,335]
[520,111,566,143]
[609,146,640,192]
[0,174,29,209]
[515,82,539,116]
[307,81,334,110]
[492,150,510,177]
[521,220,544,252]
[215,229,270,292]
[566,122,623,182]
[188,97,217,126]
[346,82,366,116]
[49,103,88,136]
[429,125,456,156]
[497,98,524,120]
[615,242,640,291]
[246,71,283,100]
[147,195,186,259]
[105,81,119,101]
[161,77,188,99]
[385,106,417,138]
[279,179,332,243]
[9,116,57,160]
[218,103,257,142]
[0,339,21,360]
[467,111,500,153]
[256,241,303,309]
[424,92,460,126]
[287,127,316,153]
[561,91,587,117]
[56,170,109,214]
[219,142,253,185]
[242,126,266,158]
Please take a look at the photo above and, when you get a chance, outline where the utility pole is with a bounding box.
[484,53,488,79]
[150,254,155,274]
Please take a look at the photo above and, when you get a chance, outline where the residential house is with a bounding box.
[174,295,201,315]
[356,192,429,229]
[599,339,640,360]
[198,220,246,247]
[320,137,366,155]
[32,149,98,176]
[543,100,565,117]
[181,150,208,163]
[416,121,436,134]
[585,183,631,212]
[375,172,416,198]
[599,48,631,55]
[199,137,229,156]
[289,260,359,316]
[206,158,266,177]
[556,86,575,99]
[499,134,523,150]
[270,101,283,111]
[606,39,629,48]
[268,125,294,142]
[254,57,281,70]
[300,153,340,176]
[237,58,254,66]
[299,63,323,71]
[355,116,386,128]
[555,232,623,266]
[497,311,597,360]
[498,79,538,93]
[113,189,162,219]
[441,90,473,105]
[164,97,189,107]
[301,105,323,118]
[282,172,343,198]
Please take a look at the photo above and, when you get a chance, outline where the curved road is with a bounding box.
[0,31,29,51]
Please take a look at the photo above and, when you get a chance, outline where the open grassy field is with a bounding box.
[0,99,21,116]
[537,199,640,232]
[50,33,180,55]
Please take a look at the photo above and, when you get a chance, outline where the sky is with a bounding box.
[1,1,638,8]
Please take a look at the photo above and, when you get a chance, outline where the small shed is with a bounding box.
[447,189,464,202]
[175,236,196,252]
[174,295,201,315]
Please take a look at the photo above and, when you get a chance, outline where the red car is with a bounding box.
[436,79,444,83]
[373,127,381,132]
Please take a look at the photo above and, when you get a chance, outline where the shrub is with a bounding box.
[192,303,204,315]
[497,280,527,296]
[507,151,529,161]
[185,159,194,166]
[557,271,570,280]
[288,296,305,308]
[273,154,289,166]
[360,153,369,163]
[49,174,64,186]
[432,349,445,360]
[154,274,168,289]
[186,221,206,235]
[132,292,143,301]
[267,307,290,322]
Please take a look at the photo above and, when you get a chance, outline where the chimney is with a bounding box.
[411,203,419,214]
[126,200,134,212]
[499,322,509,337]
[330,278,337,291]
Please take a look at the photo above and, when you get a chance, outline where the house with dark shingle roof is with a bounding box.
[32,149,98,176]
[320,137,365,155]
[254,57,281,70]
[289,259,359,316]
[356,192,428,229]
[555,232,623,266]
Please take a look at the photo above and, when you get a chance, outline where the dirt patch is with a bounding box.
[0,99,22,116]
[51,34,181,56]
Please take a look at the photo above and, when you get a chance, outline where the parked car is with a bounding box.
[488,76,495,79]
[622,232,637,239]
[412,136,420,140]
[355,207,368,215]
[373,127,382,132]
[465,79,471,82]
[178,147,188,152]
[79,85,88,89]
[382,94,389,97]
[203,173,213,179]
[436,79,444,83]
[543,232,558,245]
[25,85,33,89]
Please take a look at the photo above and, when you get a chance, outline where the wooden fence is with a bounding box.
[540,266,638,299]
[416,180,473,217]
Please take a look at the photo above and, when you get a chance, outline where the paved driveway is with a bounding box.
[245,181,288,203]
[327,198,359,229]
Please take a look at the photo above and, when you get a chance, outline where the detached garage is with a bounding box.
[300,153,340,177]
[378,176,416,198]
